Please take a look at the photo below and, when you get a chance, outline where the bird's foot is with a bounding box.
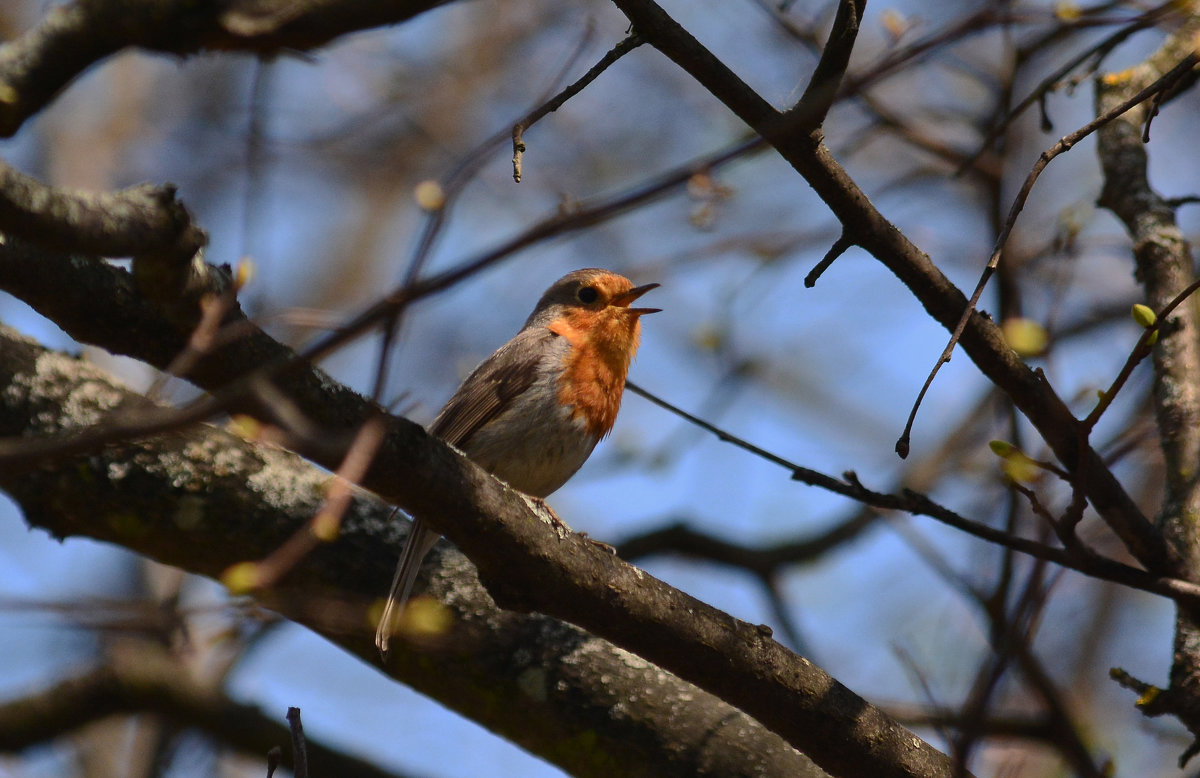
[577,533,617,555]
[523,495,570,536]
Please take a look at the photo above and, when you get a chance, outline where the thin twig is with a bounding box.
[781,0,863,129]
[372,22,604,400]
[1083,276,1200,431]
[625,380,1200,607]
[0,138,767,472]
[146,291,236,402]
[897,53,1199,458]
[512,33,644,183]
[959,3,1173,175]
[226,416,386,591]
[804,230,854,287]
[286,707,308,778]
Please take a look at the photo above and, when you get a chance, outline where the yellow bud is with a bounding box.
[1054,0,1082,21]
[400,597,453,639]
[989,440,1015,457]
[222,562,261,594]
[234,257,255,291]
[311,511,340,542]
[414,180,446,211]
[1131,304,1157,328]
[692,326,725,352]
[1003,451,1042,484]
[1002,318,1048,356]
[371,596,454,646]
[1102,69,1134,86]
[881,9,909,39]
[227,415,262,440]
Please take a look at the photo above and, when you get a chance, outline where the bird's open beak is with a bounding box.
[613,282,661,316]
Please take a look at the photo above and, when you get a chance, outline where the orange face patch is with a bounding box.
[549,307,643,438]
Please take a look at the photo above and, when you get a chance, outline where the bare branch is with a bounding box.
[0,324,823,778]
[609,0,1166,575]
[0,160,206,258]
[1095,11,1200,762]
[512,33,644,182]
[901,52,1199,459]
[0,0,450,136]
[803,230,854,287]
[960,2,1177,172]
[781,0,863,129]
[618,512,879,577]
[0,642,398,778]
[625,381,1200,608]
[286,708,308,778]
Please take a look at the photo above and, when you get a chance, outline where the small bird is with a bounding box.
[375,268,659,657]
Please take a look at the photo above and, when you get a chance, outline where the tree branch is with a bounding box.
[0,229,956,775]
[609,0,1168,575]
[0,160,206,259]
[0,324,824,778]
[0,642,398,778]
[0,0,450,136]
[1094,11,1200,764]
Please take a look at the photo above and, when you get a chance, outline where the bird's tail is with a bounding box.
[375,517,442,659]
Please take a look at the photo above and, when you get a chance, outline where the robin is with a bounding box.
[375,267,659,657]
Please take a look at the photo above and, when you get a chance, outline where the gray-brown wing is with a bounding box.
[377,326,556,658]
[429,326,556,447]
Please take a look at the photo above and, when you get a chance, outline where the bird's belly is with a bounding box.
[462,394,598,498]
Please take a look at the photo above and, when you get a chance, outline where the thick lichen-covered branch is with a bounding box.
[0,323,823,778]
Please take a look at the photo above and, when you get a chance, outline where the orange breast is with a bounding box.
[549,309,642,438]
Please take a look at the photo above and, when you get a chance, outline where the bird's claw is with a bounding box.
[578,533,618,555]
[522,496,614,552]
[524,495,570,534]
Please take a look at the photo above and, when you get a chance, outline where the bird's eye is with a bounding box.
[576,286,599,304]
